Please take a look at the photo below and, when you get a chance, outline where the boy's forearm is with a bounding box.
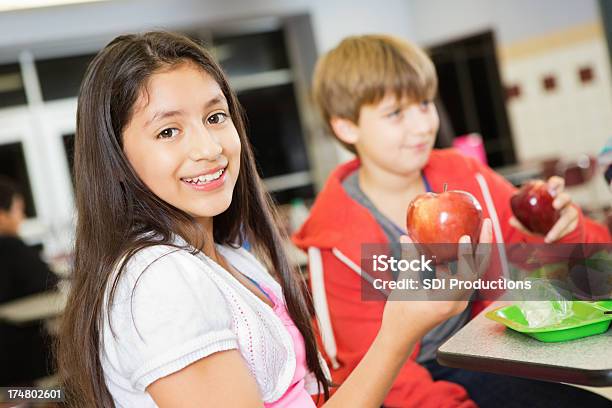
[323,328,419,408]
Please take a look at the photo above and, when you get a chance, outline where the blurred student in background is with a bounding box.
[0,176,59,385]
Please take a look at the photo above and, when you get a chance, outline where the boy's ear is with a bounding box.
[330,116,359,146]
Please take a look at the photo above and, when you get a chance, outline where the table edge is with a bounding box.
[437,349,612,387]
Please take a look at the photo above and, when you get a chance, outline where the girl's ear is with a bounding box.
[330,116,359,146]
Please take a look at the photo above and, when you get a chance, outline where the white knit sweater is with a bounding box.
[100,235,328,407]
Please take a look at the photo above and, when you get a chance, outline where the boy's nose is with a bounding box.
[187,128,223,161]
[406,118,433,135]
[405,109,435,135]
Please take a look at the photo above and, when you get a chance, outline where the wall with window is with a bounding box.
[0,0,415,59]
[408,0,612,212]
[0,0,417,257]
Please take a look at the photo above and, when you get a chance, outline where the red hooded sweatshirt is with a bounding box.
[293,149,610,408]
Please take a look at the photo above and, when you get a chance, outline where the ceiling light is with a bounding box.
[0,0,107,13]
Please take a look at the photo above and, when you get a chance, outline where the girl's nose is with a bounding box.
[187,128,223,161]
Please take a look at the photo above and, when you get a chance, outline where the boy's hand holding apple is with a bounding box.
[510,176,579,243]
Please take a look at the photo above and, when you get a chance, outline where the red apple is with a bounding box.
[406,185,483,263]
[510,180,560,235]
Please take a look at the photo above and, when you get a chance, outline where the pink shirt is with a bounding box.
[259,283,316,408]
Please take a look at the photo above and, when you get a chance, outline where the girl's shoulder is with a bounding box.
[216,244,282,294]
[109,241,212,303]
[101,242,239,394]
[119,242,195,278]
[126,241,190,264]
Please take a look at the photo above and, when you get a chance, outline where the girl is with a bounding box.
[57,31,491,407]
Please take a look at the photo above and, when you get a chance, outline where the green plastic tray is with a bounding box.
[595,300,612,310]
[485,301,612,342]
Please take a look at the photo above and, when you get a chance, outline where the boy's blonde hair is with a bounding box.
[312,34,438,153]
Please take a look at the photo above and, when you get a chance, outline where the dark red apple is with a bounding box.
[406,185,483,263]
[510,180,560,235]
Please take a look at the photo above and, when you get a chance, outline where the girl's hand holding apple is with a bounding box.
[378,218,492,356]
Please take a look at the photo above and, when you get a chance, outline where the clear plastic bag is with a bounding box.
[515,279,573,328]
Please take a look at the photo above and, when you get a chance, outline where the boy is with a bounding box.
[293,35,610,407]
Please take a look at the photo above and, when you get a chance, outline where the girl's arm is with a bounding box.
[326,221,490,407]
[147,222,492,407]
[315,249,474,407]
[147,304,455,408]
[323,301,464,408]
[147,300,474,408]
[147,349,264,407]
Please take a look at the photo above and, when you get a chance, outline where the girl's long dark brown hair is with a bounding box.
[57,31,330,407]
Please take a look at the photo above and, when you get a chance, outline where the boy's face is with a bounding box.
[339,93,439,176]
[0,196,25,236]
[122,62,241,223]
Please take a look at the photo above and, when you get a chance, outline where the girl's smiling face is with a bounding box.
[122,61,240,221]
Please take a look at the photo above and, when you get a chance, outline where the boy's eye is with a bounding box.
[207,112,228,125]
[158,128,179,139]
[387,109,402,118]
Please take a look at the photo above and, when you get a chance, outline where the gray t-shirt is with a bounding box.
[342,170,471,363]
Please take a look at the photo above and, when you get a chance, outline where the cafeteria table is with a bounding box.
[437,301,612,387]
[0,290,67,326]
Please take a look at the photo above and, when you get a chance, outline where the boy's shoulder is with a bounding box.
[321,148,480,181]
[309,148,481,212]
[326,148,479,174]
[426,148,482,172]
[292,149,485,250]
[423,148,486,187]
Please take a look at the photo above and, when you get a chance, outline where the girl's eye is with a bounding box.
[207,112,228,125]
[158,128,179,139]
[420,100,432,110]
